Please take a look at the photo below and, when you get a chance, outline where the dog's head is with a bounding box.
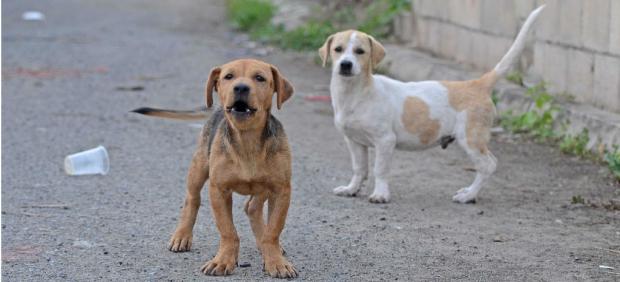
[318,30,385,78]
[204,59,294,130]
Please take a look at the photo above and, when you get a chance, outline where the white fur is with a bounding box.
[329,6,544,203]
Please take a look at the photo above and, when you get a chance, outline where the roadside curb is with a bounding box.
[380,44,620,151]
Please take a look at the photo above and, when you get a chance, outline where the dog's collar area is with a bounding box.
[226,100,257,114]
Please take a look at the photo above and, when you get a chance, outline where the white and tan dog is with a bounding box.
[319,6,545,203]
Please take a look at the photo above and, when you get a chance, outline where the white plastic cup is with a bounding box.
[64,145,109,176]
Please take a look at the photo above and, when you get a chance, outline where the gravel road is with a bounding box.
[2,0,619,280]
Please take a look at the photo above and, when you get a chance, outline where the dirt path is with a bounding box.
[2,0,619,281]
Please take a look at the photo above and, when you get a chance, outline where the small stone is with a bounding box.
[73,240,93,249]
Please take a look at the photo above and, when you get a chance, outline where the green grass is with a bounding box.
[500,82,620,182]
[501,82,559,142]
[357,0,411,38]
[559,129,590,157]
[279,21,337,51]
[506,71,524,86]
[605,146,620,181]
[227,0,275,32]
[226,0,410,51]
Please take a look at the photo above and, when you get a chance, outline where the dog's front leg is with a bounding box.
[201,185,238,276]
[169,148,208,252]
[333,137,368,197]
[369,136,396,203]
[261,188,297,278]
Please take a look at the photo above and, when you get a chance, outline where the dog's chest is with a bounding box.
[334,109,376,146]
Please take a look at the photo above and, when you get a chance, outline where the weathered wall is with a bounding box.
[394,0,620,113]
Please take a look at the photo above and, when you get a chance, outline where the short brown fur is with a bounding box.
[441,71,498,153]
[167,59,297,278]
[401,97,440,145]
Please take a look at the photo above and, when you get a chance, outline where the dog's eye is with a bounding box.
[354,48,365,55]
[255,75,266,82]
[224,73,234,80]
[334,46,343,53]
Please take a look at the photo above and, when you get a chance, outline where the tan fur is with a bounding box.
[168,59,297,278]
[401,97,440,145]
[441,71,498,153]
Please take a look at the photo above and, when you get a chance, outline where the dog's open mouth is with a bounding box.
[226,100,257,116]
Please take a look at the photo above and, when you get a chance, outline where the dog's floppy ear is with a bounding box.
[205,67,221,108]
[318,34,334,67]
[270,65,294,110]
[368,35,385,68]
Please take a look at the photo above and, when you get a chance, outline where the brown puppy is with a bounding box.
[133,59,297,278]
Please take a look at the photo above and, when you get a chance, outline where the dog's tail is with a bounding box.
[131,106,210,120]
[491,5,545,79]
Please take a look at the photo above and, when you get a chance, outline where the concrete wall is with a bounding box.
[395,0,620,113]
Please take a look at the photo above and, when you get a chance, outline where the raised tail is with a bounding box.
[492,5,545,77]
[131,106,209,120]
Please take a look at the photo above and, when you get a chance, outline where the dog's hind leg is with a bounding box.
[333,137,368,197]
[169,143,209,252]
[244,195,267,251]
[452,111,496,204]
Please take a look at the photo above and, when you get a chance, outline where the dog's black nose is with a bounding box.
[233,84,250,95]
[340,60,353,71]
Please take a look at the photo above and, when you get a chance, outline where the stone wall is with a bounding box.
[395,0,620,113]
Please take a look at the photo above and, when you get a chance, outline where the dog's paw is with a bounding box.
[264,257,298,279]
[368,192,390,203]
[168,228,192,252]
[201,255,237,276]
[452,188,477,204]
[333,185,359,197]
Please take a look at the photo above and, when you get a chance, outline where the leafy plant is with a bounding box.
[357,0,411,38]
[571,195,585,204]
[491,90,499,106]
[605,146,620,181]
[227,0,275,32]
[501,83,559,141]
[559,129,590,157]
[226,0,410,52]
[506,71,524,86]
[279,21,337,51]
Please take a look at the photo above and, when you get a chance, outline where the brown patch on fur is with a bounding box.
[401,97,440,145]
[441,71,498,153]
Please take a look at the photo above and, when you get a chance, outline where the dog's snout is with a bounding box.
[340,61,353,71]
[233,84,250,95]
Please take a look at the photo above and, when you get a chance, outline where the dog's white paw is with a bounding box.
[368,191,390,203]
[452,187,477,204]
[333,185,359,197]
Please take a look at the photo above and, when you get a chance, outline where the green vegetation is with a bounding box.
[357,0,411,38]
[227,0,275,32]
[501,83,558,142]
[605,147,620,181]
[559,129,590,158]
[506,71,524,86]
[571,195,585,204]
[501,82,620,182]
[226,0,410,51]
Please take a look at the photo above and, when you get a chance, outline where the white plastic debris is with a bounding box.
[64,145,109,176]
[22,11,45,21]
[599,265,615,270]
